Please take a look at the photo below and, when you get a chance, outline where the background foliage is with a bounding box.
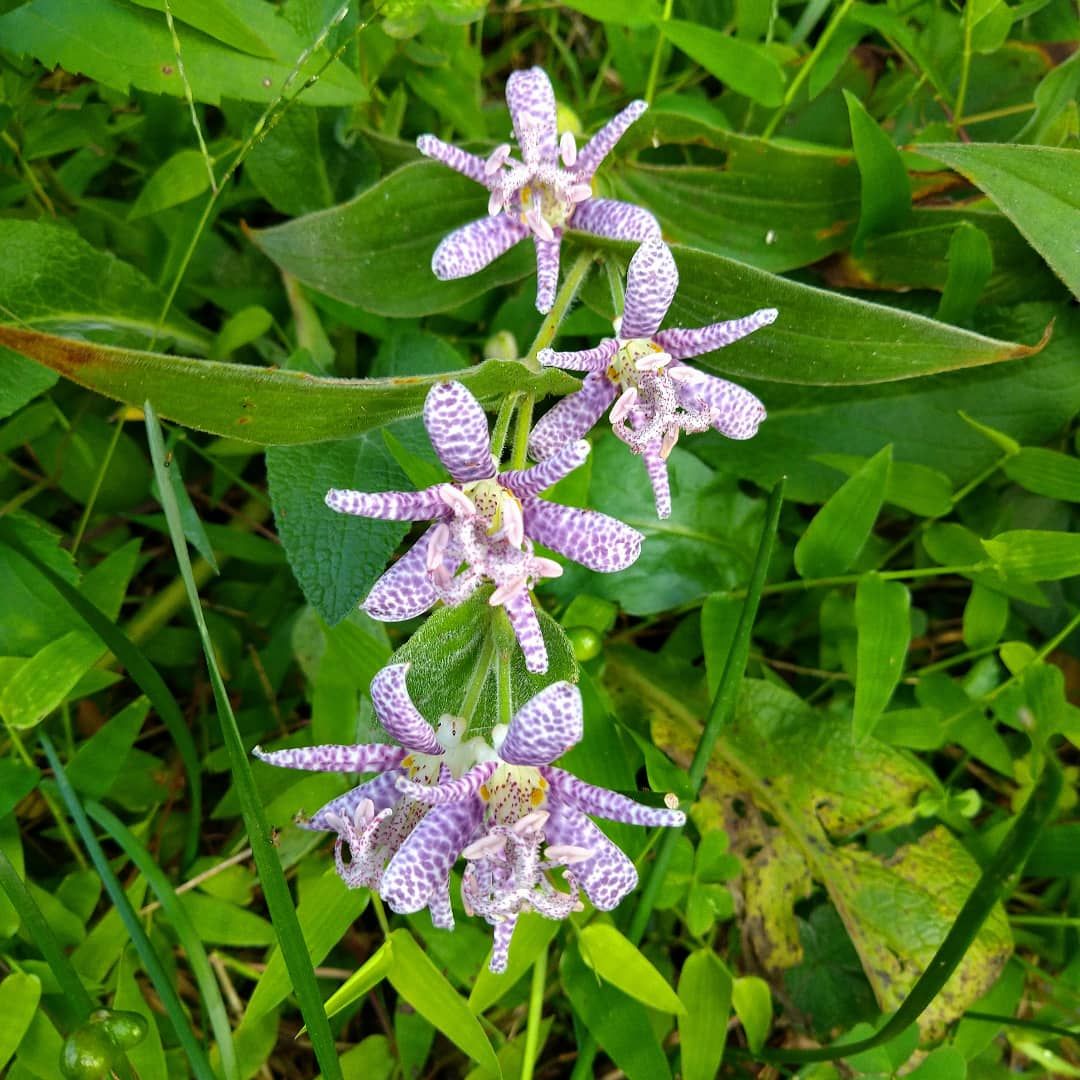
[0,0,1077,1077]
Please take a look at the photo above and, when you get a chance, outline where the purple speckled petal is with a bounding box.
[423,381,496,484]
[621,237,678,339]
[428,883,455,930]
[522,498,642,573]
[432,214,528,281]
[674,368,767,441]
[398,760,497,804]
[502,588,548,674]
[537,337,618,373]
[501,439,590,498]
[416,134,494,189]
[653,307,778,359]
[545,803,637,910]
[569,197,660,244]
[506,67,558,160]
[574,100,648,181]
[500,681,583,766]
[489,916,518,974]
[253,743,404,774]
[533,233,562,314]
[363,534,439,622]
[325,485,445,521]
[380,799,483,914]
[544,768,686,827]
[370,663,441,756]
[641,442,672,519]
[305,771,403,831]
[528,373,617,460]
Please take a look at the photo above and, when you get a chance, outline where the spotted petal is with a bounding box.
[675,369,767,441]
[653,307,778,359]
[574,100,648,182]
[620,237,678,339]
[380,799,483,915]
[305,771,403,831]
[501,440,590,499]
[545,768,686,827]
[522,498,642,572]
[536,338,618,373]
[545,803,637,910]
[432,214,528,281]
[325,486,445,521]
[423,381,496,484]
[528,373,617,460]
[253,743,404,774]
[363,533,439,621]
[370,663,441,756]
[641,442,672,519]
[397,760,498,804]
[534,233,561,314]
[499,681,583,766]
[502,588,548,674]
[417,134,494,189]
[506,66,558,161]
[570,197,660,244]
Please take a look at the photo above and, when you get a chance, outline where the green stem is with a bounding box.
[525,251,596,365]
[509,394,535,471]
[953,0,974,133]
[644,0,675,105]
[520,943,549,1080]
[762,0,855,139]
[460,631,497,729]
[733,561,987,599]
[71,414,125,555]
[490,392,521,464]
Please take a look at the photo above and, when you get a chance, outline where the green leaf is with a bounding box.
[908,1046,968,1080]
[936,223,994,325]
[731,975,771,1055]
[587,240,1045,386]
[319,940,394,1023]
[266,436,410,625]
[129,0,274,58]
[0,326,575,446]
[982,530,1080,581]
[251,162,534,317]
[794,445,891,578]
[962,583,1009,651]
[661,19,785,107]
[1018,51,1080,144]
[67,697,150,799]
[0,630,103,730]
[918,144,1080,299]
[0,0,366,106]
[387,929,499,1074]
[1004,446,1080,501]
[815,453,953,517]
[853,573,911,741]
[0,973,40,1071]
[579,923,686,1014]
[128,149,211,220]
[677,950,732,1080]
[113,949,168,1080]
[843,91,911,251]
[0,760,40,820]
[561,0,660,27]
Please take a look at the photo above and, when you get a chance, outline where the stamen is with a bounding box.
[353,798,376,831]
[488,186,505,216]
[439,484,474,517]
[660,426,680,459]
[489,576,527,606]
[635,350,670,372]
[512,809,550,835]
[485,143,511,175]
[323,812,346,834]
[462,833,507,860]
[559,130,577,167]
[610,386,639,423]
[568,182,592,203]
[532,556,563,579]
[544,844,592,864]
[426,522,450,571]
[612,316,623,336]
[667,365,698,383]
[530,207,555,242]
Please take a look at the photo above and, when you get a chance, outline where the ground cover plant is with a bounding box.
[0,0,1077,1076]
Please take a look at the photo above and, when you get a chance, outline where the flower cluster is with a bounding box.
[258,66,776,971]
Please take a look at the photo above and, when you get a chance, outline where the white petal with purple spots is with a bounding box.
[423,381,497,484]
[574,100,648,181]
[528,373,617,460]
[505,67,558,161]
[325,486,446,521]
[370,663,441,756]
[253,742,404,774]
[499,681,583,766]
[545,768,686,827]
[362,533,440,622]
[432,214,528,281]
[675,369,767,440]
[533,233,562,314]
[416,134,495,188]
[501,440,590,498]
[653,307,778,359]
[569,197,660,243]
[522,498,642,573]
[545,804,638,910]
[501,588,548,674]
[621,237,679,339]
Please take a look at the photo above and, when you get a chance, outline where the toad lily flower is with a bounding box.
[326,381,642,675]
[252,663,486,927]
[393,682,686,972]
[530,238,777,518]
[418,66,659,312]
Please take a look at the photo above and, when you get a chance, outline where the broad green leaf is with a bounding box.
[815,453,953,517]
[959,409,1022,455]
[794,445,891,578]
[0,973,41,1070]
[853,573,911,742]
[731,975,771,1054]
[0,358,53,423]
[0,630,103,730]
[393,592,576,740]
[661,19,785,107]
[919,144,1080,299]
[0,0,366,106]
[252,162,534,317]
[469,913,561,1014]
[327,1037,395,1080]
[970,0,1012,53]
[177,893,276,947]
[387,929,499,1074]
[266,435,410,625]
[843,91,911,251]
[982,530,1080,581]
[320,941,394,1023]
[128,149,211,220]
[1004,446,1080,501]
[561,940,672,1080]
[0,760,40,820]
[678,950,732,1080]
[11,1009,64,1080]
[67,697,150,799]
[962,583,1009,651]
[129,0,275,58]
[562,0,660,26]
[579,923,686,1014]
[0,326,575,446]
[587,239,1045,386]
[936,223,993,325]
[113,949,168,1080]
[1018,50,1080,144]
[909,1046,968,1079]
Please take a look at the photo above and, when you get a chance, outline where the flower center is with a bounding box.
[606,338,670,390]
[461,479,523,542]
[479,762,549,824]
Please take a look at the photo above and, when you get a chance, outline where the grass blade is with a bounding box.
[142,399,343,1080]
[38,733,217,1080]
[84,800,238,1080]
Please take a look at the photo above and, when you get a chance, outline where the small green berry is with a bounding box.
[60,1023,118,1080]
[566,625,602,662]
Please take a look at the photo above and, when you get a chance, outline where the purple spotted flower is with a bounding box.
[252,663,486,927]
[394,682,686,972]
[326,381,642,675]
[418,66,659,313]
[530,238,777,518]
